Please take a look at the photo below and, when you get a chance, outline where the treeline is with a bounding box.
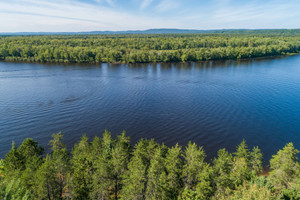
[0,34,299,63]
[0,131,299,199]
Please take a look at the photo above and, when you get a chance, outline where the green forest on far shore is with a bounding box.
[0,131,300,199]
[0,31,300,64]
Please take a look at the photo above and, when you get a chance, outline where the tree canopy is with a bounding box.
[0,132,299,199]
[0,33,299,64]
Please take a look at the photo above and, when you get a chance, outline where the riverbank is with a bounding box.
[1,33,299,64]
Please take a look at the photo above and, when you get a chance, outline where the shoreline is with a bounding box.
[1,53,298,66]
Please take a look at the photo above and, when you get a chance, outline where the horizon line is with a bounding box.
[1,28,300,34]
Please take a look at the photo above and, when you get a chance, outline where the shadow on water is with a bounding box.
[6,54,289,70]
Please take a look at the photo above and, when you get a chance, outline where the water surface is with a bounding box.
[1,56,300,161]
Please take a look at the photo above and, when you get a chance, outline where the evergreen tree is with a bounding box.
[91,130,114,199]
[111,132,131,199]
[70,134,93,199]
[213,148,233,194]
[164,144,183,199]
[249,146,263,177]
[233,140,250,161]
[269,143,300,190]
[1,132,300,199]
[183,142,206,189]
[35,155,58,200]
[231,140,251,186]
[2,141,24,177]
[182,142,213,199]
[218,182,273,200]
[121,139,156,200]
[50,132,70,199]
[18,138,44,160]
[145,145,168,200]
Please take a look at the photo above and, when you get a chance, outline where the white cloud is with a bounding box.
[0,0,179,32]
[105,0,115,7]
[93,0,115,6]
[140,0,153,10]
[211,0,300,26]
[155,0,180,12]
[0,0,299,32]
[177,0,300,29]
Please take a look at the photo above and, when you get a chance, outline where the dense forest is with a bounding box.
[0,131,299,199]
[0,32,300,63]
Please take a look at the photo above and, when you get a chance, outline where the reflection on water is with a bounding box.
[0,55,300,162]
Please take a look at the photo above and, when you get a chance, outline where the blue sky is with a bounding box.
[0,0,299,32]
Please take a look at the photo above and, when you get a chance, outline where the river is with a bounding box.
[1,55,300,161]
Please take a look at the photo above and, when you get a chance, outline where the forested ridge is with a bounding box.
[1,131,300,199]
[0,32,300,63]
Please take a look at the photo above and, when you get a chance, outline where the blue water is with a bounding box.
[0,55,300,161]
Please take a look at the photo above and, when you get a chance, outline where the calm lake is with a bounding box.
[1,55,300,161]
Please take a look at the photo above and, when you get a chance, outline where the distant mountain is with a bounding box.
[0,29,209,36]
[1,28,300,36]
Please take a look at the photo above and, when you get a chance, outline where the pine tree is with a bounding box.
[18,138,44,161]
[145,145,168,200]
[269,143,300,190]
[233,140,250,162]
[35,155,58,200]
[182,142,213,199]
[91,130,114,199]
[111,131,131,199]
[231,140,251,186]
[3,141,24,177]
[213,148,233,193]
[183,142,206,190]
[70,134,93,199]
[49,132,65,151]
[164,144,183,199]
[50,132,70,199]
[121,139,154,200]
[19,139,44,196]
[250,146,263,177]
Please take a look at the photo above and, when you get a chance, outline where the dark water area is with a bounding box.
[1,55,300,162]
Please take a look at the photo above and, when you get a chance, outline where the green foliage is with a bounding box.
[91,131,114,199]
[18,138,44,159]
[111,132,131,199]
[0,178,32,200]
[279,177,300,200]
[250,146,264,176]
[0,33,299,63]
[91,130,131,199]
[49,131,66,151]
[0,132,299,199]
[213,148,234,194]
[69,134,94,199]
[231,140,251,186]
[218,182,274,200]
[121,139,157,200]
[2,142,24,176]
[1,139,44,200]
[269,143,300,190]
[182,142,213,199]
[165,144,184,199]
[145,145,168,200]
[35,155,59,199]
[234,140,250,161]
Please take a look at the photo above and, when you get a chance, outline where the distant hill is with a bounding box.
[0,29,211,36]
[1,28,300,36]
